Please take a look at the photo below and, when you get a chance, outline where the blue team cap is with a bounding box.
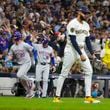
[13,31,22,41]
[42,39,49,45]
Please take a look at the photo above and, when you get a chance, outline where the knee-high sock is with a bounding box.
[42,81,48,97]
[20,79,29,93]
[84,74,92,97]
[56,75,66,97]
[36,81,42,91]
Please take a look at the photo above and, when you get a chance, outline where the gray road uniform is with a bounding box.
[33,43,54,97]
[9,41,33,80]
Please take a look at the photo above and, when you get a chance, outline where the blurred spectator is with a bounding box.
[91,82,103,98]
[102,0,110,6]
[90,30,102,59]
[100,39,110,70]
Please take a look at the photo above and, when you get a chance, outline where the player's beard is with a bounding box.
[80,15,86,21]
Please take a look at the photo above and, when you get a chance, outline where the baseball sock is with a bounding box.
[56,75,65,97]
[84,74,92,97]
[20,79,29,93]
[42,81,48,97]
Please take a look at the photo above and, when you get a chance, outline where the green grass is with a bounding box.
[0,96,109,110]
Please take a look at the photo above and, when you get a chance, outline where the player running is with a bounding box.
[8,31,35,98]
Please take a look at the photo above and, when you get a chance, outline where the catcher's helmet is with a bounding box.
[13,31,22,41]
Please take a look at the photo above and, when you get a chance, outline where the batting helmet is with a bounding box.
[42,38,49,45]
[13,31,22,41]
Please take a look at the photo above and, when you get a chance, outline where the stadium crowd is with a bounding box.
[0,0,110,98]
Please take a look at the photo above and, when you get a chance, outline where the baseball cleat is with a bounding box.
[53,97,62,103]
[84,97,100,103]
[27,93,35,99]
[26,91,35,99]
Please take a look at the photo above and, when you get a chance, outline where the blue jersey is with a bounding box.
[0,36,9,52]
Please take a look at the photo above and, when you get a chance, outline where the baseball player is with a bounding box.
[8,31,35,98]
[53,6,100,103]
[33,39,55,98]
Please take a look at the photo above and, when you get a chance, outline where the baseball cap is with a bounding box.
[78,6,90,14]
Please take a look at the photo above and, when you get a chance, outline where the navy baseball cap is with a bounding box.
[78,6,90,14]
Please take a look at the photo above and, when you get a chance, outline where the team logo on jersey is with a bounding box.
[70,28,74,33]
[75,30,88,35]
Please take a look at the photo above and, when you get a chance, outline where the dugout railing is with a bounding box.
[0,72,110,97]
